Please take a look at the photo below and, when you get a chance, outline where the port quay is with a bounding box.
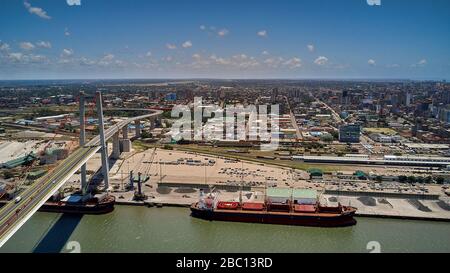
[0,0,450,258]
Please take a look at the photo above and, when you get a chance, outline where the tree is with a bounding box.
[436,177,445,185]
[321,134,334,143]
[398,176,407,183]
[424,176,433,184]
[3,171,14,179]
[416,176,424,184]
[407,176,416,183]
[163,144,173,150]
[141,131,153,139]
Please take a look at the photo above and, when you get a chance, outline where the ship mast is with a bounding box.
[239,161,243,206]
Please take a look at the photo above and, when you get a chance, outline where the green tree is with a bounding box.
[163,144,173,150]
[435,177,445,185]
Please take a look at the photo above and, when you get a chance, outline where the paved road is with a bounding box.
[284,96,302,140]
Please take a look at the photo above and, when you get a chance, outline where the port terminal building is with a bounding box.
[293,154,450,168]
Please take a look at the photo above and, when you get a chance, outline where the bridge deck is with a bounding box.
[0,109,163,247]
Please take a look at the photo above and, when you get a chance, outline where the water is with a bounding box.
[1,206,450,253]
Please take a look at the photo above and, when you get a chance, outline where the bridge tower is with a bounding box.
[96,91,110,191]
[79,91,88,195]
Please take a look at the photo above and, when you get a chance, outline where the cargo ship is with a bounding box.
[0,193,115,215]
[190,188,357,227]
[39,193,115,214]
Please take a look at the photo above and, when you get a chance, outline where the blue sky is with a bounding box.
[0,0,449,80]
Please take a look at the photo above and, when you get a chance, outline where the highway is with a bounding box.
[0,108,162,247]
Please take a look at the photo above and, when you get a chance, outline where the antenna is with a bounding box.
[239,160,244,205]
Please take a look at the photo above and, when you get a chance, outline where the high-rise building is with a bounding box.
[339,124,361,143]
[406,92,412,107]
[271,88,279,103]
[444,90,450,105]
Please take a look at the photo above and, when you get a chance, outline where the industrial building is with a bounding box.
[338,124,361,143]
[293,155,450,167]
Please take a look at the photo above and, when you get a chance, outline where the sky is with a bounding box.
[0,0,449,80]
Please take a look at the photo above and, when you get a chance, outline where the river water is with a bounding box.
[1,206,450,253]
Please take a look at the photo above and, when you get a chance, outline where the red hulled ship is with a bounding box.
[190,188,357,227]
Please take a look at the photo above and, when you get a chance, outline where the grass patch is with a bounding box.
[363,128,398,136]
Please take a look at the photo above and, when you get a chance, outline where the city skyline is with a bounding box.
[0,0,449,80]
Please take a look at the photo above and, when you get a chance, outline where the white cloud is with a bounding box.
[182,41,193,48]
[307,44,315,52]
[314,56,328,66]
[166,43,177,50]
[368,59,376,66]
[209,54,230,65]
[218,29,229,37]
[102,54,114,61]
[418,59,427,65]
[36,41,52,48]
[80,57,96,66]
[233,54,248,60]
[8,53,24,62]
[146,51,152,57]
[20,42,35,51]
[64,28,71,36]
[24,1,51,20]
[0,41,10,52]
[216,57,230,65]
[66,0,81,6]
[98,54,115,66]
[262,50,269,55]
[192,53,201,60]
[411,59,427,67]
[283,57,302,69]
[257,30,267,37]
[264,57,284,68]
[29,54,48,63]
[199,25,206,31]
[61,48,74,57]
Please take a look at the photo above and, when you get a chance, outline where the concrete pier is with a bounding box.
[96,91,109,191]
[149,118,155,130]
[134,120,141,138]
[120,139,131,153]
[120,126,131,153]
[122,126,128,140]
[111,132,120,159]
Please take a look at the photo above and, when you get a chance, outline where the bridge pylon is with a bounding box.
[96,91,109,191]
[79,91,88,195]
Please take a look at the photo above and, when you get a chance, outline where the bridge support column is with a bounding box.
[96,91,109,191]
[79,91,87,195]
[120,126,131,153]
[149,119,155,130]
[122,126,129,140]
[135,120,141,138]
[111,132,120,159]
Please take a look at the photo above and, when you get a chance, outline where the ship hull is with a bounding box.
[0,198,115,215]
[38,200,114,215]
[191,205,357,227]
